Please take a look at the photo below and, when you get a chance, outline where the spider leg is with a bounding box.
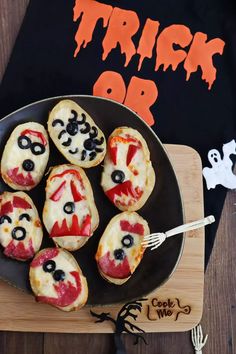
[81,150,87,161]
[94,137,104,145]
[80,122,91,134]
[77,113,86,125]
[58,130,66,139]
[89,126,98,138]
[62,138,72,147]
[89,151,97,161]
[95,147,104,153]
[69,109,78,122]
[52,119,64,127]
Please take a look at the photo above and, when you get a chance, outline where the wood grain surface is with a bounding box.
[0,144,204,334]
[0,1,235,353]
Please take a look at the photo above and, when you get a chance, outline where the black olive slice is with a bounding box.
[31,142,46,155]
[69,148,79,155]
[80,123,91,134]
[58,130,66,139]
[89,151,97,161]
[89,127,98,139]
[63,202,75,214]
[66,121,78,136]
[53,269,66,282]
[52,119,64,127]
[81,150,87,161]
[62,138,72,147]
[94,136,104,145]
[114,249,125,260]
[111,170,125,184]
[12,227,26,241]
[78,113,86,125]
[0,215,12,224]
[43,260,56,273]
[121,234,134,248]
[22,159,35,172]
[18,135,31,149]
[19,213,31,222]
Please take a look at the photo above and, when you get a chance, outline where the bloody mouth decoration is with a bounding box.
[96,212,150,284]
[30,248,88,311]
[36,271,82,308]
[1,122,49,191]
[7,167,35,187]
[98,251,131,279]
[101,127,155,212]
[43,165,99,251]
[0,192,43,261]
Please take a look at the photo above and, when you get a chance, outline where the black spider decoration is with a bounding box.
[90,298,147,351]
[52,109,104,161]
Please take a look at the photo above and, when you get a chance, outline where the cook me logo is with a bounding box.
[72,0,225,126]
[147,297,191,321]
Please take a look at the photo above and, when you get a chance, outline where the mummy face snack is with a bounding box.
[101,127,156,211]
[1,122,49,191]
[30,248,88,311]
[43,164,99,251]
[95,212,150,285]
[0,192,43,261]
[48,100,106,168]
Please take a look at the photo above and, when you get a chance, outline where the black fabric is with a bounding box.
[0,0,236,266]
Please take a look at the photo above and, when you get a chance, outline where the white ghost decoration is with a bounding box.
[203,139,236,190]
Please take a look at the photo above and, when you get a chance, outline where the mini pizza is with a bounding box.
[1,122,49,191]
[101,127,156,211]
[30,248,88,311]
[48,100,106,168]
[95,212,150,285]
[0,191,43,261]
[43,164,99,251]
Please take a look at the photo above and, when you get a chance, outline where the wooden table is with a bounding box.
[0,2,235,353]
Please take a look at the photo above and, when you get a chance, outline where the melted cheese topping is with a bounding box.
[97,213,148,275]
[31,251,86,303]
[43,165,97,249]
[0,192,42,252]
[49,101,105,164]
[101,131,148,207]
[1,122,49,188]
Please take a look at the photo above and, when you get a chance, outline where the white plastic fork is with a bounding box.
[141,215,215,250]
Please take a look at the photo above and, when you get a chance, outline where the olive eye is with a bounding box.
[12,227,26,241]
[31,142,45,155]
[66,121,78,136]
[53,269,65,282]
[18,135,31,149]
[43,260,56,273]
[114,249,125,260]
[111,170,125,184]
[122,234,134,248]
[63,202,75,214]
[0,215,12,224]
[19,213,31,222]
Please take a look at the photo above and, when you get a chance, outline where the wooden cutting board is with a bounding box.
[0,144,204,333]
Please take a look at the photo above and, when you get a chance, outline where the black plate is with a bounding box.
[0,95,184,305]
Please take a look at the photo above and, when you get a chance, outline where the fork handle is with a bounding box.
[165,215,215,238]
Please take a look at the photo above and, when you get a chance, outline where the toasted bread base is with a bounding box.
[47,100,106,168]
[96,212,150,285]
[101,127,156,212]
[43,164,99,251]
[0,191,43,261]
[1,122,49,191]
[30,248,88,312]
